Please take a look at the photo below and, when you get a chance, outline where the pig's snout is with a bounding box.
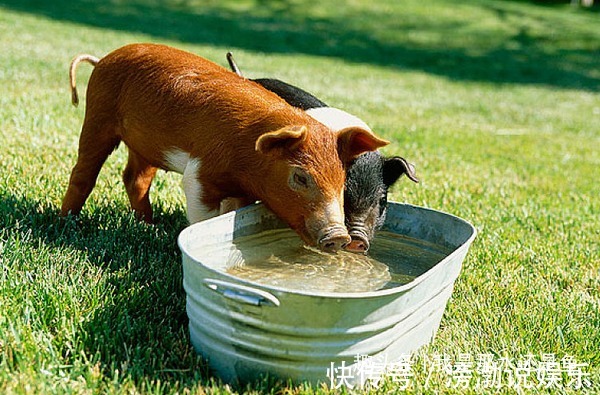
[346,236,370,253]
[345,226,371,253]
[318,226,351,253]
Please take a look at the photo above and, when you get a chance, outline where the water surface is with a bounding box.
[193,228,451,293]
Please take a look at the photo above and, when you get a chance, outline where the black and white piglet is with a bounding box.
[227,53,418,253]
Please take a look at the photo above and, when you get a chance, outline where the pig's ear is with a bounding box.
[256,125,308,155]
[383,156,419,186]
[337,127,389,163]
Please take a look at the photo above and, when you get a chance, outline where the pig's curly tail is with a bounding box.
[69,54,100,107]
[226,52,243,77]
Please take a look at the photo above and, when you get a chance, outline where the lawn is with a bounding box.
[0,0,598,393]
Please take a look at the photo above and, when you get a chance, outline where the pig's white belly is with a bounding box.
[163,149,218,223]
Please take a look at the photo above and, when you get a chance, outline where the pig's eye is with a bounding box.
[294,173,308,187]
[289,167,313,191]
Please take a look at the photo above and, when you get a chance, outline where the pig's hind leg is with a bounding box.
[61,120,120,217]
[122,149,158,223]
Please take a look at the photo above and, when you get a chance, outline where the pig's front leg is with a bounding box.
[182,158,219,223]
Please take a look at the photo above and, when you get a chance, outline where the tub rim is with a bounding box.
[178,202,477,300]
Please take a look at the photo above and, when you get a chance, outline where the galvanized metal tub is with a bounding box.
[179,202,477,386]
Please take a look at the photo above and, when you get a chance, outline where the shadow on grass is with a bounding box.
[1,0,598,91]
[0,191,216,387]
[1,191,312,390]
[505,0,600,9]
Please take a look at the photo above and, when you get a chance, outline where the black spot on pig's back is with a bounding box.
[253,78,327,110]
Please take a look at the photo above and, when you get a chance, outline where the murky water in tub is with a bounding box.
[197,229,451,293]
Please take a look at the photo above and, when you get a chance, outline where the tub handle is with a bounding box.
[203,278,280,307]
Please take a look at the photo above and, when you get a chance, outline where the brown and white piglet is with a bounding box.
[61,43,389,252]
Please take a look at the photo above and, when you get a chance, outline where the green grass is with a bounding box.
[0,0,598,393]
